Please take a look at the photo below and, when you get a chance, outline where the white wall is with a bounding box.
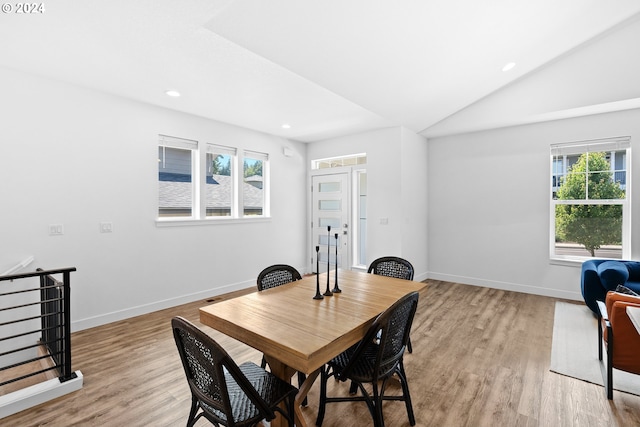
[427,108,640,300]
[307,127,429,280]
[0,66,308,331]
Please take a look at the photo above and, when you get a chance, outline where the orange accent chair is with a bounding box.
[597,291,640,399]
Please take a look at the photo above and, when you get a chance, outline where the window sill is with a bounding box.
[549,257,584,267]
[156,216,271,227]
[550,255,627,267]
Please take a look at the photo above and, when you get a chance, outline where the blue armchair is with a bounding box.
[581,259,640,314]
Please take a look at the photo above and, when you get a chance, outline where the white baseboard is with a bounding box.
[71,280,254,332]
[0,371,83,420]
[414,271,429,283]
[427,272,582,301]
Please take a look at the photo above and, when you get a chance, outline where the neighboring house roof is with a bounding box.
[158,174,263,209]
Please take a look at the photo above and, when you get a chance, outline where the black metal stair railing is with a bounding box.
[0,267,77,388]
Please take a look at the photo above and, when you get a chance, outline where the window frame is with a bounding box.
[157,135,270,225]
[242,150,270,218]
[549,136,631,263]
[158,135,198,219]
[205,143,238,219]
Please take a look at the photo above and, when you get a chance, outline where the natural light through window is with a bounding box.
[550,137,631,261]
[157,135,269,223]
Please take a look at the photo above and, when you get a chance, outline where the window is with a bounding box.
[206,144,236,217]
[312,153,366,170]
[550,137,631,261]
[355,169,367,266]
[158,135,269,221]
[243,151,268,217]
[158,135,197,218]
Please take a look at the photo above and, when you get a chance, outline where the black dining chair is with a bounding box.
[316,291,419,427]
[368,256,415,353]
[171,316,298,427]
[256,264,303,291]
[256,264,307,405]
[368,256,415,281]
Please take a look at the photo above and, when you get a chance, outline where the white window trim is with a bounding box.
[549,136,631,264]
[205,143,238,219]
[241,150,270,218]
[158,135,198,219]
[157,136,270,225]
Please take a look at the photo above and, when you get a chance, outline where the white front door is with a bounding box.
[311,173,350,273]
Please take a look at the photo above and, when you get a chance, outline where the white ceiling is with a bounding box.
[1,0,640,142]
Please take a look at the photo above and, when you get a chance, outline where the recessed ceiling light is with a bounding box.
[502,62,516,72]
[165,90,181,97]
[281,124,291,129]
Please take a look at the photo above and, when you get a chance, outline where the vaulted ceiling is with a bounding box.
[2,0,640,142]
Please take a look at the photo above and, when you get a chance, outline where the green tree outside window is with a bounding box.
[555,152,624,256]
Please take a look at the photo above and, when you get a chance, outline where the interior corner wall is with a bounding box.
[400,128,429,281]
[427,108,640,300]
[306,127,429,279]
[0,66,308,331]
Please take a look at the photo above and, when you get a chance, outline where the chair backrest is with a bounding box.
[171,316,274,425]
[256,264,302,291]
[367,257,414,281]
[339,291,419,381]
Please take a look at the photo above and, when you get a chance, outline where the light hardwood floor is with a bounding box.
[3,280,640,426]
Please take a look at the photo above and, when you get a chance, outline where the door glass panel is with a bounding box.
[319,200,341,210]
[318,251,339,265]
[319,234,339,246]
[319,218,340,228]
[319,182,341,192]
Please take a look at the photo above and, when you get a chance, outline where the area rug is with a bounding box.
[550,301,640,395]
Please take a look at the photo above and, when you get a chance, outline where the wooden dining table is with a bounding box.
[199,269,426,427]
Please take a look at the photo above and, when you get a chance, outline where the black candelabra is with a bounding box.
[332,232,341,293]
[313,246,323,299]
[324,226,333,296]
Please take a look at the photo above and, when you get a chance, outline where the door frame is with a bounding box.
[309,165,365,273]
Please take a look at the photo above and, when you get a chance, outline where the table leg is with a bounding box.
[265,356,320,427]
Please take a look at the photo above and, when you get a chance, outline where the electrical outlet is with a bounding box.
[49,224,64,236]
[100,222,113,233]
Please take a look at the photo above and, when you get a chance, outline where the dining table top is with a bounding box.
[199,269,426,375]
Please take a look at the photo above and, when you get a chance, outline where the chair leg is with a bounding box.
[370,380,384,427]
[606,330,614,400]
[316,366,328,426]
[287,394,296,427]
[407,336,413,354]
[298,372,308,406]
[186,396,199,427]
[597,317,603,361]
[349,380,358,395]
[397,362,416,425]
